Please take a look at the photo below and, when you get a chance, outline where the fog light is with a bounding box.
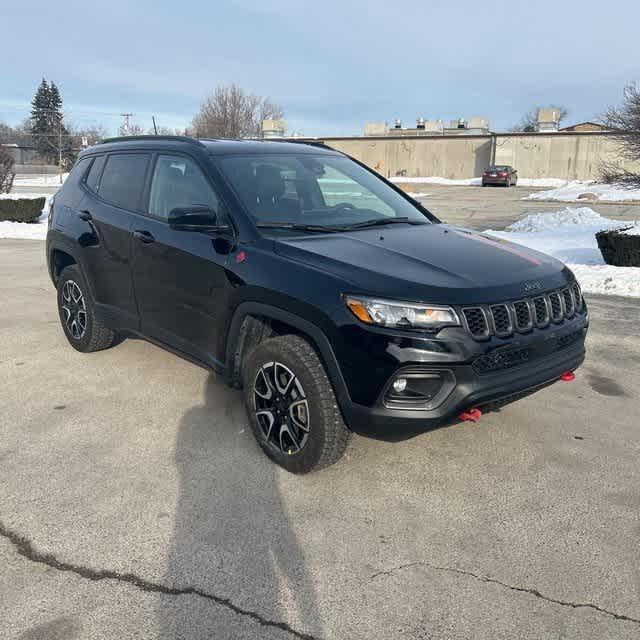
[392,378,407,393]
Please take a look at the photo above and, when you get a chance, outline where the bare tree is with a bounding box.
[192,84,284,138]
[600,84,640,187]
[0,147,16,194]
[511,105,569,132]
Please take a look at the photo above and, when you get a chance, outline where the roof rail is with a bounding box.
[272,138,330,149]
[99,135,204,146]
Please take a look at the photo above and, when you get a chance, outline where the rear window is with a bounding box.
[487,166,508,172]
[98,154,150,210]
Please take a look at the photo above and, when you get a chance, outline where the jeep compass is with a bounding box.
[46,136,587,473]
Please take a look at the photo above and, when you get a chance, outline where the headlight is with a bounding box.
[344,295,460,330]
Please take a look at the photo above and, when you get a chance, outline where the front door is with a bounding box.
[130,153,233,366]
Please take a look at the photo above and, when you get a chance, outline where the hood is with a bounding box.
[273,223,573,305]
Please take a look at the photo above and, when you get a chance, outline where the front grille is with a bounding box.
[556,329,583,350]
[460,284,587,340]
[532,297,550,327]
[462,307,489,338]
[513,300,533,331]
[549,292,563,322]
[490,304,512,336]
[472,327,585,375]
[562,288,575,317]
[473,347,530,374]
[572,282,583,312]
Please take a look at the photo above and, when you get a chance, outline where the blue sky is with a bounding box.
[2,0,639,136]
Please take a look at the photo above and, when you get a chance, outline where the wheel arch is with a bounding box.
[224,302,352,412]
[50,248,78,284]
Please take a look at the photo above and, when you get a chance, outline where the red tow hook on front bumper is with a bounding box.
[459,407,482,423]
[560,371,575,382]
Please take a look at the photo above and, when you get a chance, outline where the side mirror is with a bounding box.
[168,206,219,231]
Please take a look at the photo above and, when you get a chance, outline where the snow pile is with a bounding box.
[515,178,569,188]
[507,207,630,234]
[13,173,68,187]
[0,217,48,240]
[527,181,640,202]
[486,207,640,297]
[406,192,431,198]
[0,192,52,240]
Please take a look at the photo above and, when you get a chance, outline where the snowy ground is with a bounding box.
[0,173,67,240]
[527,180,640,203]
[0,193,52,240]
[13,173,68,187]
[487,207,640,297]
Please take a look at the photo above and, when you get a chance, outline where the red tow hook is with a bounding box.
[459,407,482,423]
[560,371,575,382]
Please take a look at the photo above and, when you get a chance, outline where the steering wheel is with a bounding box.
[332,202,356,210]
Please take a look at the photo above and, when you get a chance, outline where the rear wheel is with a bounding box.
[57,264,115,352]
[242,335,351,473]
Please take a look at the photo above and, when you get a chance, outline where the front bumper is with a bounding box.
[338,324,587,440]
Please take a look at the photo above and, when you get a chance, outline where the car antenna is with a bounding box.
[152,116,158,135]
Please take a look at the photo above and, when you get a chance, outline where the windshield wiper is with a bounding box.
[340,217,426,230]
[256,222,342,233]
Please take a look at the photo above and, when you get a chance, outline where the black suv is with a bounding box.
[46,136,587,473]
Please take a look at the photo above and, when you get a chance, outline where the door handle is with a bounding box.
[78,210,92,221]
[133,230,155,244]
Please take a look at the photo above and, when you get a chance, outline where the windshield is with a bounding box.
[217,154,431,230]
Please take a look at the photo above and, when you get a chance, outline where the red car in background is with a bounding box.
[482,165,518,187]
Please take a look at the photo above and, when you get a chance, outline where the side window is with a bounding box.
[149,155,220,219]
[99,154,150,210]
[68,157,92,185]
[85,155,106,193]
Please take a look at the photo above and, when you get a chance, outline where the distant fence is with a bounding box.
[303,131,636,181]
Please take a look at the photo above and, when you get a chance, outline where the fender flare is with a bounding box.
[224,302,352,411]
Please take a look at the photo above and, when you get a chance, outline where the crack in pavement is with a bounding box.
[0,520,319,640]
[369,561,640,626]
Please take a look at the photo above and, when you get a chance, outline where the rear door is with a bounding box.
[81,152,150,329]
[130,152,233,366]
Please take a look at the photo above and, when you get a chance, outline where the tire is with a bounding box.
[242,334,351,473]
[56,264,115,353]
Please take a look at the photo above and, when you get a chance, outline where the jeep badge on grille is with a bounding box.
[523,281,543,292]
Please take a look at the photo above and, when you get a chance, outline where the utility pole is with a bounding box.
[120,113,133,136]
[58,113,63,185]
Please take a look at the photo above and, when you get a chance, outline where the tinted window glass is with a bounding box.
[85,155,106,192]
[99,154,150,210]
[68,157,92,184]
[218,154,429,226]
[149,155,219,219]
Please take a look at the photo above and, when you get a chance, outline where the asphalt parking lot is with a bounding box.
[1,191,639,638]
[410,183,640,230]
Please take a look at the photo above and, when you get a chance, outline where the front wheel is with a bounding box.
[243,335,351,473]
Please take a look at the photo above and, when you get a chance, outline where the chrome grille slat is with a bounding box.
[532,296,550,327]
[562,287,575,318]
[461,307,490,339]
[548,292,563,322]
[512,300,533,332]
[461,284,586,341]
[489,304,513,337]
